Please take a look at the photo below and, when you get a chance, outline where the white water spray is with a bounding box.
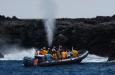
[0,48,35,60]
[82,54,108,63]
[40,0,57,46]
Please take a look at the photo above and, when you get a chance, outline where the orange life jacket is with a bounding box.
[39,49,47,55]
[61,51,67,59]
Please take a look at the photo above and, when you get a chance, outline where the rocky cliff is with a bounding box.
[0,15,115,60]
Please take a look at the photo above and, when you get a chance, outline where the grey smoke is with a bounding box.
[40,0,57,46]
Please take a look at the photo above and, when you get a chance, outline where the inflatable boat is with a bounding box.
[23,50,88,67]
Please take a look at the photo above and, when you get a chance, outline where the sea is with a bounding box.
[0,49,115,75]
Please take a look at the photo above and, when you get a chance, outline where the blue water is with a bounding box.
[0,60,115,75]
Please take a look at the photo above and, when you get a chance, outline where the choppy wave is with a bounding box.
[0,49,108,62]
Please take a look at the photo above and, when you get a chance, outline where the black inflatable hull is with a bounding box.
[23,50,88,67]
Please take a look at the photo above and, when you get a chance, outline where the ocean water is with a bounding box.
[0,49,115,75]
[0,60,115,75]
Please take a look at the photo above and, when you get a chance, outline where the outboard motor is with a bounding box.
[23,57,34,67]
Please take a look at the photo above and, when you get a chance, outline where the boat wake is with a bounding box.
[82,54,108,63]
[0,49,108,62]
[0,48,35,60]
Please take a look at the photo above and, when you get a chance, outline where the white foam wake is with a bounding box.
[107,60,115,62]
[82,54,108,63]
[0,48,35,60]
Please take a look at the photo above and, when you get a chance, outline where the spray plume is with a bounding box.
[40,0,57,47]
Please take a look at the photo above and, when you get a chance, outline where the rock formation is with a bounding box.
[0,15,115,60]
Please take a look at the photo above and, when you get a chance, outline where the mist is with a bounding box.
[0,46,34,60]
[40,0,57,46]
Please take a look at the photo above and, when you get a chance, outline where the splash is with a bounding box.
[0,48,34,60]
[82,54,108,63]
[40,0,57,46]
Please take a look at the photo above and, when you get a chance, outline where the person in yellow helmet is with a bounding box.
[71,47,78,58]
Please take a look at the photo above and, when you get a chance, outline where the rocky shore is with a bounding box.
[0,15,115,60]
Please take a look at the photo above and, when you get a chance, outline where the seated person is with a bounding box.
[52,47,57,60]
[52,53,57,60]
[33,48,39,65]
[38,47,48,62]
[71,48,78,58]
[67,50,72,58]
[56,49,62,60]
[61,50,67,59]
[45,48,52,61]
[47,48,52,54]
[45,54,52,61]
[39,47,48,55]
